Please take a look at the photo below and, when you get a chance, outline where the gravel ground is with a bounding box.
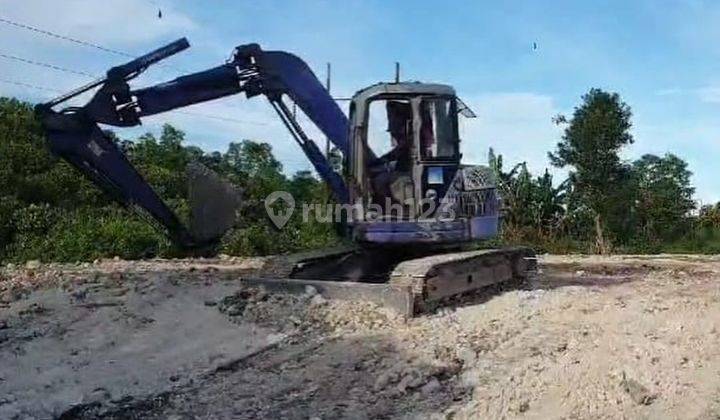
[2,254,720,419]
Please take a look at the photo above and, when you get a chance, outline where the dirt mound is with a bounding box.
[3,255,720,418]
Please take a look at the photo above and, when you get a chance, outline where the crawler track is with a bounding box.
[246,246,536,316]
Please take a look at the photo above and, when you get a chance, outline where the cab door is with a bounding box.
[411,96,461,220]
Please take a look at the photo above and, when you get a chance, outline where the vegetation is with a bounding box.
[0,97,339,262]
[495,88,709,254]
[0,87,717,263]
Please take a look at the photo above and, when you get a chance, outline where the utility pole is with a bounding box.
[395,62,400,83]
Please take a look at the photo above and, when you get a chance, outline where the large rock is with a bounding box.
[25,260,41,270]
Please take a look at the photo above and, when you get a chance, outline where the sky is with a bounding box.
[2,0,720,203]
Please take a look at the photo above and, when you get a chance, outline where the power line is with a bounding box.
[172,110,268,126]
[0,52,96,77]
[0,16,189,74]
[0,17,134,58]
[0,78,63,93]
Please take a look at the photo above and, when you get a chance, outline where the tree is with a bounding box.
[127,126,192,201]
[0,98,108,259]
[698,203,720,229]
[0,97,99,206]
[633,153,695,242]
[489,148,532,228]
[529,170,567,232]
[289,170,319,203]
[222,140,285,198]
[489,148,567,237]
[549,89,634,253]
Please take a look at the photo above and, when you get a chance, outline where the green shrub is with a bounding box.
[496,224,591,254]
[662,227,720,254]
[0,196,21,259]
[220,215,341,257]
[220,223,290,256]
[6,207,167,262]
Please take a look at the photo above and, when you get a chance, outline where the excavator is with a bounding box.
[36,38,534,316]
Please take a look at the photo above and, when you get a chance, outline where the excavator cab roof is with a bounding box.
[350,82,476,121]
[352,82,456,101]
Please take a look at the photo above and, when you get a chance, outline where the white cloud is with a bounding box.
[652,85,720,104]
[459,92,564,178]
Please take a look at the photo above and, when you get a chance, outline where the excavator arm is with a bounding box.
[36,38,350,248]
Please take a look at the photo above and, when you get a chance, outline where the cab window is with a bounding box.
[420,98,457,159]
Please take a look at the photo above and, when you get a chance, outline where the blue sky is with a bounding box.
[2,0,720,203]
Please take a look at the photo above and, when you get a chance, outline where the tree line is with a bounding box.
[0,97,338,262]
[1,88,719,262]
[492,88,714,253]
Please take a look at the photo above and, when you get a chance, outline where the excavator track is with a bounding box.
[389,247,536,313]
[243,246,536,317]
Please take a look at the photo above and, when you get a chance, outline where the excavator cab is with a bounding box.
[347,83,499,244]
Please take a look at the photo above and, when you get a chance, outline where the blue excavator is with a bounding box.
[36,38,533,314]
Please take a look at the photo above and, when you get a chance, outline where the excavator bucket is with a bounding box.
[187,162,243,243]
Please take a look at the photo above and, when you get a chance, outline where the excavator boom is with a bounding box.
[37,38,349,246]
